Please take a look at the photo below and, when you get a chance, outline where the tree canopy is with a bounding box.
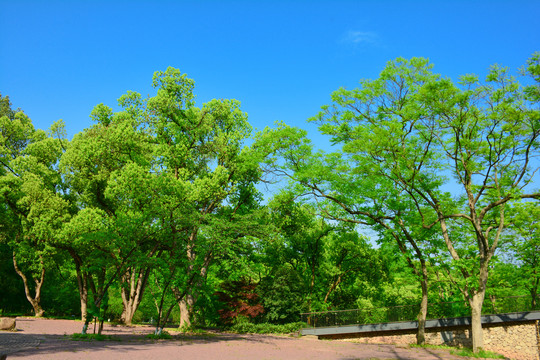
[0,54,538,353]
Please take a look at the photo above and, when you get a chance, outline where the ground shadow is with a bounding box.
[1,330,294,358]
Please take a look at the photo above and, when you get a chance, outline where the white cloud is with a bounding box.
[342,30,380,45]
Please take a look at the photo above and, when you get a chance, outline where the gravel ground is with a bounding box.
[0,318,472,360]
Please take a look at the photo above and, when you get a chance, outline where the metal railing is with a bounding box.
[301,295,540,328]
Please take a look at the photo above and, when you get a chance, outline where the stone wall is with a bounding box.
[321,320,540,360]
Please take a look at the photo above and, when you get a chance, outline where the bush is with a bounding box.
[215,279,264,325]
[258,265,305,324]
[230,316,305,334]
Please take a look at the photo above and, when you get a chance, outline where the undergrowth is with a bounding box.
[229,320,306,335]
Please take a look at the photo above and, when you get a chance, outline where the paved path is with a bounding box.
[0,318,473,360]
[0,333,41,357]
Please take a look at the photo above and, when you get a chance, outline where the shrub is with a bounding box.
[215,279,264,325]
[230,316,305,334]
[258,265,304,324]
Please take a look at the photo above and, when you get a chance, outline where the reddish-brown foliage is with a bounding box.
[215,279,264,324]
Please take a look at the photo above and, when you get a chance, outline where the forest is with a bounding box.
[1,54,539,352]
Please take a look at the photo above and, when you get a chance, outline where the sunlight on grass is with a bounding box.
[70,333,115,341]
[451,348,505,359]
[145,331,173,340]
[409,344,505,359]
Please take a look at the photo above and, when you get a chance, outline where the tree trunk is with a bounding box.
[488,294,498,314]
[391,225,429,347]
[176,237,211,330]
[31,301,44,317]
[120,300,135,326]
[120,267,150,325]
[467,253,491,353]
[75,265,88,325]
[469,292,485,352]
[155,300,177,335]
[416,261,428,345]
[324,275,342,304]
[81,298,92,335]
[98,319,104,335]
[69,250,89,325]
[530,276,538,309]
[178,295,193,330]
[12,252,45,317]
[179,230,197,330]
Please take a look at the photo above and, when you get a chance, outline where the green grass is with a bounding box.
[173,328,217,337]
[409,344,505,359]
[70,333,115,341]
[145,331,173,340]
[450,347,505,359]
[409,344,453,350]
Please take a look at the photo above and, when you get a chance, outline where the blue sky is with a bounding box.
[1,0,539,144]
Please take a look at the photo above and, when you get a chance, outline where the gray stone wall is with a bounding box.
[321,321,540,360]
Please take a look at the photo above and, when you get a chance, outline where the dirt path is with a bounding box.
[0,318,471,360]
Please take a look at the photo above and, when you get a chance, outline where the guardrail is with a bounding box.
[301,295,540,328]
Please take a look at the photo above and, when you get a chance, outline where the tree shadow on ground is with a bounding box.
[0,331,292,358]
[339,343,463,360]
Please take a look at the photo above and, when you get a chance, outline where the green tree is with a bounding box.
[508,202,540,308]
[0,93,19,122]
[82,67,264,333]
[59,98,152,332]
[0,95,69,317]
[264,192,331,312]
[256,191,387,323]
[94,98,163,326]
[305,56,540,351]
[255,122,440,344]
[146,67,262,331]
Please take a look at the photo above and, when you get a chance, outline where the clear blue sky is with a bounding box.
[1,0,539,143]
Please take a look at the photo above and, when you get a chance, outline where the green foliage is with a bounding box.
[0,93,69,317]
[70,333,115,341]
[258,264,305,324]
[451,347,505,359]
[230,316,305,334]
[0,243,29,314]
[410,344,505,359]
[0,93,20,121]
[257,192,389,316]
[40,264,80,317]
[145,331,173,340]
[1,54,539,342]
[505,202,540,307]
[257,54,540,351]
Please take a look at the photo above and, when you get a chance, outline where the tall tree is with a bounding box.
[304,55,540,351]
[79,67,264,332]
[255,122,440,344]
[59,99,152,332]
[0,95,69,317]
[140,67,262,330]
